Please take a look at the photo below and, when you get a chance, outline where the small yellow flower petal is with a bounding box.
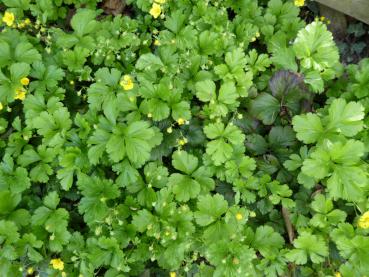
[358,211,369,229]
[2,11,15,27]
[294,0,304,7]
[335,272,341,277]
[235,212,243,221]
[320,16,325,21]
[14,88,26,101]
[24,18,31,25]
[150,3,162,19]
[154,39,161,46]
[0,102,3,111]
[177,118,185,125]
[169,272,176,277]
[251,37,256,42]
[119,75,134,90]
[20,77,30,86]
[50,258,64,271]
[178,138,187,145]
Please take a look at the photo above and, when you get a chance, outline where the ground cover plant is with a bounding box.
[0,0,369,276]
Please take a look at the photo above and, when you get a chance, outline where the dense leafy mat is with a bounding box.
[1,0,369,276]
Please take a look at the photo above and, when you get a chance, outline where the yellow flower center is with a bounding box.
[2,11,15,27]
[27,267,34,275]
[294,0,305,7]
[178,138,187,145]
[235,212,243,221]
[149,3,162,19]
[177,118,185,125]
[20,77,30,86]
[358,211,369,229]
[120,75,134,90]
[50,258,64,271]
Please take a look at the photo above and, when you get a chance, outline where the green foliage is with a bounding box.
[0,1,368,276]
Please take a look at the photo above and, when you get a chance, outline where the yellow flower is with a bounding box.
[120,75,134,90]
[155,0,166,3]
[320,16,325,21]
[20,77,30,86]
[250,37,256,42]
[2,11,15,27]
[27,267,34,275]
[24,18,31,25]
[14,88,26,100]
[50,258,64,271]
[178,138,187,145]
[150,3,162,19]
[0,102,3,111]
[177,118,185,125]
[294,0,304,7]
[358,211,369,229]
[169,272,176,277]
[154,39,161,46]
[235,212,243,221]
[334,272,341,277]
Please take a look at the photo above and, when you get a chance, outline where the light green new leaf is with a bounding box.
[194,194,228,226]
[218,81,238,105]
[195,79,216,102]
[252,226,284,258]
[327,98,364,137]
[71,9,98,37]
[293,21,339,72]
[286,232,328,264]
[292,113,324,144]
[172,150,198,175]
[206,139,233,166]
[169,174,201,202]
